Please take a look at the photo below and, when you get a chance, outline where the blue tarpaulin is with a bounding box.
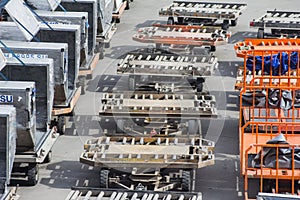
[246,52,299,76]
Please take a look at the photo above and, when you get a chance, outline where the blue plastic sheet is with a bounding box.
[246,52,299,76]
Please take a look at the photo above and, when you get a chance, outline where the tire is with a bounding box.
[104,42,110,48]
[99,51,104,60]
[116,119,125,133]
[79,76,86,95]
[182,170,191,191]
[57,116,66,135]
[257,28,264,39]
[210,46,216,52]
[247,178,260,199]
[115,18,120,23]
[178,17,184,24]
[188,120,198,135]
[230,19,237,26]
[221,22,229,30]
[167,17,174,25]
[125,0,130,10]
[100,169,110,188]
[43,150,52,163]
[196,78,204,92]
[27,164,39,186]
[128,77,135,90]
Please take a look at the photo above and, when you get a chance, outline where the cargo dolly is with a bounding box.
[132,24,231,52]
[117,48,218,92]
[99,91,215,137]
[159,1,247,30]
[233,38,300,90]
[249,10,300,38]
[80,136,214,191]
[65,187,202,200]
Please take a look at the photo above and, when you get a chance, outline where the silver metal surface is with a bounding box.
[0,81,36,152]
[0,40,70,106]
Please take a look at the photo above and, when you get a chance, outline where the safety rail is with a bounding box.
[234,39,300,90]
[244,141,300,199]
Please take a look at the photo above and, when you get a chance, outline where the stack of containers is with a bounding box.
[234,38,300,199]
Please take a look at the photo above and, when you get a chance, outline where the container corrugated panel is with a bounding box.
[0,49,6,71]
[0,105,16,188]
[98,0,114,37]
[36,23,81,92]
[59,0,97,56]
[26,0,61,11]
[0,40,70,106]
[0,23,80,94]
[0,81,36,152]
[1,58,54,132]
[35,10,89,64]
[0,22,28,41]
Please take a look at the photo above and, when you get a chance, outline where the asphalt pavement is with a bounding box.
[14,0,300,199]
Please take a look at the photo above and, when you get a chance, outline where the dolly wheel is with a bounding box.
[182,170,191,191]
[43,150,52,163]
[231,19,237,26]
[100,169,110,188]
[27,164,39,186]
[57,116,66,135]
[257,28,264,39]
[167,17,174,25]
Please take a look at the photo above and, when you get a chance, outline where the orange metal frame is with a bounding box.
[234,39,300,90]
[240,77,300,198]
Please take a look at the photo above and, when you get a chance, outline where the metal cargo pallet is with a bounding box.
[99,92,217,118]
[133,24,230,51]
[81,136,214,168]
[250,10,300,38]
[159,1,247,29]
[117,48,218,76]
[65,187,202,200]
[80,136,214,191]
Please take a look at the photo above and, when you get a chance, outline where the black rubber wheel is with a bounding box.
[230,19,237,26]
[99,51,104,60]
[188,120,198,134]
[116,119,125,133]
[100,169,110,188]
[167,17,174,25]
[125,0,130,10]
[79,76,86,95]
[128,77,135,90]
[43,150,52,163]
[178,17,184,24]
[104,42,110,48]
[257,28,264,39]
[57,116,66,135]
[182,170,191,191]
[221,22,229,30]
[115,18,120,23]
[210,45,216,52]
[196,78,204,92]
[27,164,39,186]
[247,178,260,199]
